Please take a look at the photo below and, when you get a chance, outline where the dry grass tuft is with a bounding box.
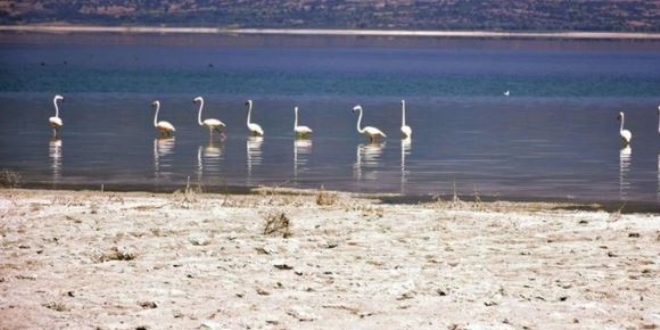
[0,169,22,188]
[93,247,136,263]
[608,202,626,223]
[107,193,125,204]
[43,301,68,312]
[473,185,483,210]
[138,300,158,309]
[316,185,338,206]
[264,212,292,238]
[172,177,203,208]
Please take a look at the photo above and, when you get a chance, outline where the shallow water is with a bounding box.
[1,33,660,203]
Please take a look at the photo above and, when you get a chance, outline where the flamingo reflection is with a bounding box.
[154,137,175,180]
[49,138,62,183]
[294,139,312,180]
[247,136,263,182]
[197,141,223,182]
[354,142,385,181]
[401,137,411,192]
[619,145,631,200]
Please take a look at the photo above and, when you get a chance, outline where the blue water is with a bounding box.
[1,33,660,204]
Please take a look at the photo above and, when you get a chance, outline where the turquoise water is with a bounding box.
[1,33,660,204]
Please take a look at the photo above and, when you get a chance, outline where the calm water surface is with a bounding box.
[1,33,660,204]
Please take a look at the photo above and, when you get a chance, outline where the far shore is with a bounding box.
[2,24,660,40]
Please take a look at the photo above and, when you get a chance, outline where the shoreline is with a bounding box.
[15,183,660,214]
[2,24,660,40]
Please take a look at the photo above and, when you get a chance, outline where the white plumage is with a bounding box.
[353,105,386,142]
[151,100,176,136]
[245,100,264,136]
[294,106,313,137]
[49,94,64,137]
[400,99,412,139]
[617,111,632,145]
[194,96,226,137]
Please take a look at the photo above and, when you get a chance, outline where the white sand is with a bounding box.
[0,188,658,329]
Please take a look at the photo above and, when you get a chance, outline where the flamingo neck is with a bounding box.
[53,97,60,118]
[619,114,625,132]
[197,99,204,126]
[294,107,298,129]
[154,103,159,127]
[401,102,406,127]
[247,102,252,128]
[356,109,365,134]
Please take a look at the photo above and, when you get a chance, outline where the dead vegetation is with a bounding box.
[43,301,68,312]
[316,185,338,206]
[0,169,22,189]
[171,177,203,208]
[93,247,136,263]
[263,212,292,238]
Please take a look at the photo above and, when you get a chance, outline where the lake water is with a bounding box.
[1,33,660,205]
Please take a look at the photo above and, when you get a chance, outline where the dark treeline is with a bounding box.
[2,0,660,32]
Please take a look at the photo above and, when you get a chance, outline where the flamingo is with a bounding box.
[352,105,386,142]
[617,111,632,145]
[657,105,660,135]
[504,90,510,97]
[151,100,176,137]
[49,94,64,138]
[400,99,412,139]
[245,100,264,136]
[294,106,313,138]
[194,96,225,139]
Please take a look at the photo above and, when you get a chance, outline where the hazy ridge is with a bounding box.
[2,0,660,32]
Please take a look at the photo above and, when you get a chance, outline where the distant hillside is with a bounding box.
[2,0,660,32]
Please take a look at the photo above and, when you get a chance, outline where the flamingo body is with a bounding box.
[49,116,63,128]
[152,100,176,136]
[248,123,264,136]
[617,111,631,145]
[245,100,264,136]
[156,121,176,134]
[295,126,313,136]
[363,126,387,139]
[202,118,226,132]
[353,105,386,142]
[294,106,313,138]
[401,125,412,138]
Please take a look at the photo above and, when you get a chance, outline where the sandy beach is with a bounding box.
[3,25,660,40]
[0,187,658,329]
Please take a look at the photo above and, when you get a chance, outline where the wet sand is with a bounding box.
[0,188,659,329]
